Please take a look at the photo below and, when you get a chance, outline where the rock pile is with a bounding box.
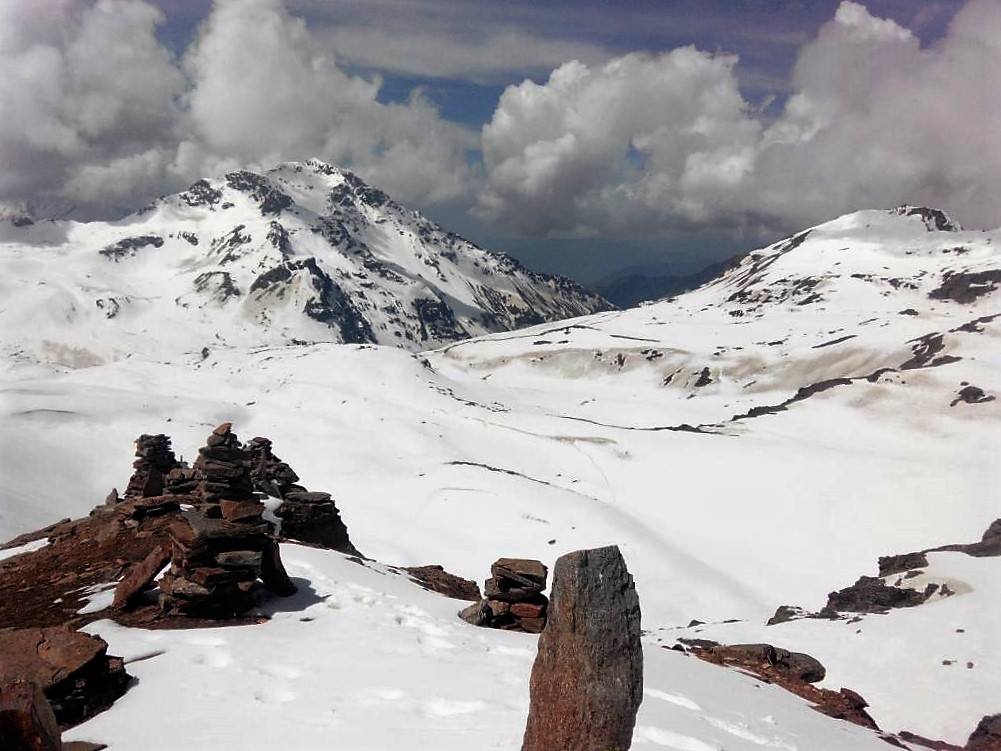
[156,424,297,617]
[123,434,180,499]
[246,437,299,497]
[521,546,643,751]
[193,423,257,505]
[405,565,480,601]
[968,715,1001,751]
[274,490,359,555]
[459,558,549,633]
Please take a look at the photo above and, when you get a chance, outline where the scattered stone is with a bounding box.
[521,546,642,751]
[0,679,61,751]
[405,565,480,601]
[0,627,128,727]
[767,605,807,625]
[822,576,935,615]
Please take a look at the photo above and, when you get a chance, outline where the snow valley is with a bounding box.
[1,176,999,750]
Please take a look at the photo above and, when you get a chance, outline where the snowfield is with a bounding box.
[2,205,999,747]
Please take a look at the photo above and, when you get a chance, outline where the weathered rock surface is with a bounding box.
[968,714,1001,751]
[0,627,128,727]
[0,680,61,751]
[112,545,170,609]
[275,490,359,556]
[521,545,642,751]
[404,565,480,601]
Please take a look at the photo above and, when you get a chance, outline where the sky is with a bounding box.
[1,0,998,282]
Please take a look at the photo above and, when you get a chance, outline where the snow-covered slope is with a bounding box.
[0,159,609,366]
[2,206,998,747]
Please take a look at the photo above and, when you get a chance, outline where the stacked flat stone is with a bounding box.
[275,489,360,555]
[193,423,257,507]
[123,434,180,498]
[460,558,549,633]
[158,424,296,617]
[246,437,300,498]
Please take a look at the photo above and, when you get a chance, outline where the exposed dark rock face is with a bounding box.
[245,437,300,498]
[98,235,164,261]
[413,297,468,342]
[404,566,480,601]
[900,333,963,370]
[520,546,642,751]
[224,170,293,215]
[950,385,995,407]
[459,558,549,633]
[0,627,128,728]
[0,680,61,751]
[123,435,180,499]
[822,576,935,615]
[929,270,1001,304]
[967,714,1001,751]
[179,179,222,208]
[891,206,961,232]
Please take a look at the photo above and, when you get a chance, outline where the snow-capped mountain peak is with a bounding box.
[0,159,610,367]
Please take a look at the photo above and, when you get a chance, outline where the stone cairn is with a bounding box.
[123,434,181,499]
[158,423,296,617]
[459,558,549,633]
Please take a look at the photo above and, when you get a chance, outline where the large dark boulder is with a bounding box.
[521,546,642,751]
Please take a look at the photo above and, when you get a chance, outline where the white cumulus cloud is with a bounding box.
[478,0,1001,235]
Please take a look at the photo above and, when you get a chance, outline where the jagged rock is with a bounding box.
[0,627,128,727]
[767,604,807,625]
[123,435,180,499]
[967,715,1001,751]
[521,546,642,751]
[112,545,170,610]
[458,599,490,627]
[405,565,480,601]
[0,679,61,751]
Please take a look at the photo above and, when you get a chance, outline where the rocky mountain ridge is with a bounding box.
[0,159,610,367]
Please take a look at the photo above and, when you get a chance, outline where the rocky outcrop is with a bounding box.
[686,640,877,731]
[520,546,642,751]
[0,680,61,750]
[0,627,128,727]
[405,565,480,601]
[459,558,549,633]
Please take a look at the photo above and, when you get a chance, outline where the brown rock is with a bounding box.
[112,546,170,609]
[458,600,490,627]
[261,539,297,597]
[405,566,480,601]
[521,545,642,751]
[0,680,61,751]
[491,558,547,588]
[510,601,546,619]
[968,714,1001,751]
[0,628,129,726]
[219,500,265,522]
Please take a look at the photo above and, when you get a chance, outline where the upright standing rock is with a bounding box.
[521,545,642,751]
[123,434,180,499]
